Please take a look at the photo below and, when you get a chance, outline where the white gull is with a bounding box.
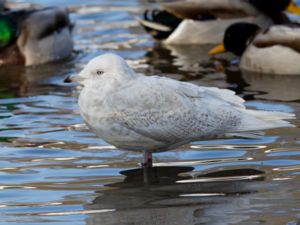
[67,53,295,167]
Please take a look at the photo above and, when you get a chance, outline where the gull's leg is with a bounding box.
[142,151,153,168]
[142,151,153,184]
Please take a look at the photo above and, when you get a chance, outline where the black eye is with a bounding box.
[96,70,104,75]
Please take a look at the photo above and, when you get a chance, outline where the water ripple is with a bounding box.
[0,0,299,225]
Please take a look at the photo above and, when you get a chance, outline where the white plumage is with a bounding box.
[241,25,300,75]
[69,54,295,165]
[164,15,271,45]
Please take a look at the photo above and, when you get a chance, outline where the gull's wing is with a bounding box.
[107,76,244,144]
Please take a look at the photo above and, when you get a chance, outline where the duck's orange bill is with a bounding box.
[287,1,300,16]
[209,44,226,55]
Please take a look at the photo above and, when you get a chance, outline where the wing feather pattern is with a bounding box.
[108,76,243,144]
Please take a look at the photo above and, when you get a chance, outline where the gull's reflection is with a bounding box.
[85,167,265,225]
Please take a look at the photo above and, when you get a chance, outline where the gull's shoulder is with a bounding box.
[135,75,245,109]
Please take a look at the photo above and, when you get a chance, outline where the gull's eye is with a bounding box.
[96,70,104,75]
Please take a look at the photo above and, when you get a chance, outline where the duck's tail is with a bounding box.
[238,109,296,132]
[137,9,182,40]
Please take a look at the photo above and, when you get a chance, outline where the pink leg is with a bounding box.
[142,151,153,168]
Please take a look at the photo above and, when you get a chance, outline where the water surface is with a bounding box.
[0,1,300,225]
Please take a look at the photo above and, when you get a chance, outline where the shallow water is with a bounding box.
[0,1,300,225]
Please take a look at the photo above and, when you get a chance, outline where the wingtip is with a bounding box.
[137,16,172,32]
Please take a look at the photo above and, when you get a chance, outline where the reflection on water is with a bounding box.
[0,59,75,97]
[144,45,230,89]
[240,70,300,101]
[86,167,265,225]
[0,0,299,225]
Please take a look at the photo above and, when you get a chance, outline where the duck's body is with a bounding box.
[66,54,295,167]
[164,15,272,45]
[0,7,73,67]
[211,22,300,75]
[240,25,300,75]
[139,0,297,45]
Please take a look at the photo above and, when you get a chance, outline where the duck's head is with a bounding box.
[0,15,18,48]
[0,7,73,66]
[250,0,300,18]
[209,22,260,56]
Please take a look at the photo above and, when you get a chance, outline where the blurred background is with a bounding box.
[0,0,299,225]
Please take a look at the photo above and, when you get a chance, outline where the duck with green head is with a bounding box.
[139,0,300,45]
[0,15,17,48]
[0,7,73,67]
[210,22,300,75]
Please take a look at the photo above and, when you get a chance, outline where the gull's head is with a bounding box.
[65,53,136,85]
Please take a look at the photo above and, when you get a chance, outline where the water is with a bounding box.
[0,1,300,225]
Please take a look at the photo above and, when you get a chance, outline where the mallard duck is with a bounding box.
[0,7,73,67]
[138,0,300,44]
[209,22,300,75]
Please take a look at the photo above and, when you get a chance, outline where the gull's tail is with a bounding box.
[238,109,296,132]
[138,9,182,40]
